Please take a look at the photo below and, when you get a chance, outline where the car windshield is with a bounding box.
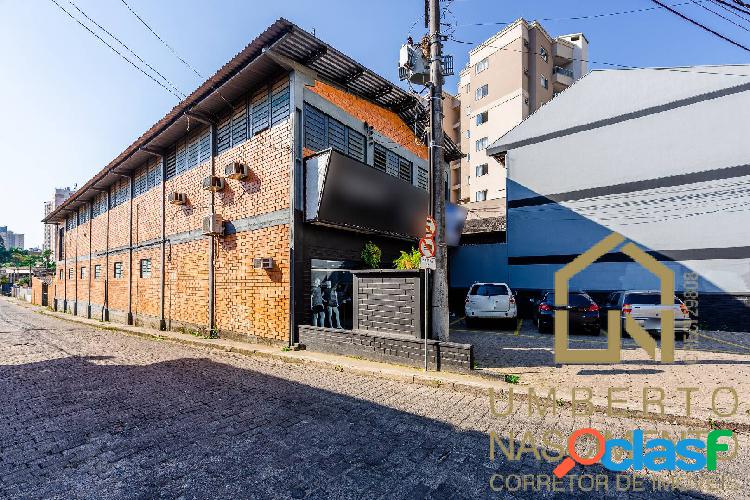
[544,293,591,306]
[471,284,508,296]
[624,293,681,305]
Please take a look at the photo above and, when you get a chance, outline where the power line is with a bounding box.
[456,1,700,27]
[118,0,203,80]
[448,35,750,77]
[710,0,750,22]
[47,0,182,100]
[713,0,750,16]
[118,0,233,110]
[65,0,186,98]
[650,0,750,52]
[691,0,750,31]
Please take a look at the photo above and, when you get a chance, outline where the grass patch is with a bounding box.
[504,374,520,385]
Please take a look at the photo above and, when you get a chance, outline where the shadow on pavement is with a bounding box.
[0,355,723,499]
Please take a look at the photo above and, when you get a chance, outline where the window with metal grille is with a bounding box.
[59,269,63,280]
[134,167,148,197]
[78,204,89,224]
[92,192,107,218]
[216,117,231,154]
[186,137,200,170]
[231,103,248,146]
[113,262,123,279]
[94,265,101,279]
[271,79,290,125]
[165,147,177,179]
[303,104,367,162]
[199,132,211,164]
[66,215,76,230]
[175,142,187,177]
[68,268,74,279]
[374,143,413,183]
[252,88,270,134]
[140,259,151,278]
[110,179,130,208]
[416,166,428,190]
[80,267,86,279]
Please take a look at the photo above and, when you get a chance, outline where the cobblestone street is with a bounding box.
[0,299,747,499]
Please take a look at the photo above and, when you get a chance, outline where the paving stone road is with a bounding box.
[0,299,747,499]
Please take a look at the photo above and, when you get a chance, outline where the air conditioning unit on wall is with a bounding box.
[224,162,250,180]
[253,257,274,270]
[202,214,224,236]
[202,176,225,192]
[168,192,187,205]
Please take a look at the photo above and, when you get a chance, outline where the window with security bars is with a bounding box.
[78,204,89,225]
[113,262,123,279]
[92,192,107,218]
[66,216,76,231]
[135,162,163,196]
[109,179,130,208]
[68,268,74,279]
[140,259,152,278]
[94,265,101,279]
[303,103,367,163]
[373,143,413,184]
[416,166,428,190]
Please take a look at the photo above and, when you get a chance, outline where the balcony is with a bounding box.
[552,66,574,91]
[553,40,574,65]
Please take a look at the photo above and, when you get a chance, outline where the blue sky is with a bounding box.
[1,0,748,248]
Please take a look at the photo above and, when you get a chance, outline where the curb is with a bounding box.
[6,298,745,429]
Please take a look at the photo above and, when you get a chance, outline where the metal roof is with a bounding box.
[487,64,750,157]
[44,18,461,224]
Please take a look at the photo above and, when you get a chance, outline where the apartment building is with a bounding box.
[43,187,73,253]
[447,19,588,223]
[42,19,460,344]
[0,226,24,250]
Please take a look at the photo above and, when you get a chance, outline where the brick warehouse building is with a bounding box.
[43,19,461,345]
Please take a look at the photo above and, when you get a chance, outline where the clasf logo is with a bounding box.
[553,428,733,478]
[554,232,676,364]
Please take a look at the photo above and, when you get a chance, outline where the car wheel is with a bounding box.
[537,318,551,334]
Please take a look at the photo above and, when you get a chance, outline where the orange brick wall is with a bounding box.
[307,81,428,160]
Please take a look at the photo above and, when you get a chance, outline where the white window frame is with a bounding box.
[475,190,488,202]
[474,57,489,74]
[475,164,489,177]
[475,111,488,126]
[475,137,489,152]
[474,84,488,101]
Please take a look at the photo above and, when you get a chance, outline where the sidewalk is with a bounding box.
[8,298,748,428]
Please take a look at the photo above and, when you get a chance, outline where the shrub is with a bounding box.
[361,241,382,269]
[394,248,421,270]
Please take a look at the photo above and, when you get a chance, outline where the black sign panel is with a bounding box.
[307,150,428,239]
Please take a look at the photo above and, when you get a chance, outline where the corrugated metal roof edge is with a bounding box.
[45,18,464,225]
[44,18,294,224]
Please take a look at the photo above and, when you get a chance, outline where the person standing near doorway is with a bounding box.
[323,281,342,329]
[311,278,325,327]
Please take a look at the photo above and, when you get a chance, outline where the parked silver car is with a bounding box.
[601,290,692,340]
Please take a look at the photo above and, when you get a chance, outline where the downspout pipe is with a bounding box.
[208,122,217,338]
[139,149,167,331]
[114,172,134,325]
[90,188,108,321]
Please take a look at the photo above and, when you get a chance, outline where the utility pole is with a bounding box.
[428,0,449,342]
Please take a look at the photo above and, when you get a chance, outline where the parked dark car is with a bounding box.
[535,291,600,335]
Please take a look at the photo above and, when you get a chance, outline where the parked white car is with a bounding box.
[464,282,517,325]
[602,290,693,340]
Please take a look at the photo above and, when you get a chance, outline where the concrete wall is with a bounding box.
[503,68,750,329]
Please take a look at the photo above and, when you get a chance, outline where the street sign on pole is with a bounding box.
[419,237,436,258]
[425,216,437,238]
[420,256,436,270]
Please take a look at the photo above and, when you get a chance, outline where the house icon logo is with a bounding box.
[554,232,675,364]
